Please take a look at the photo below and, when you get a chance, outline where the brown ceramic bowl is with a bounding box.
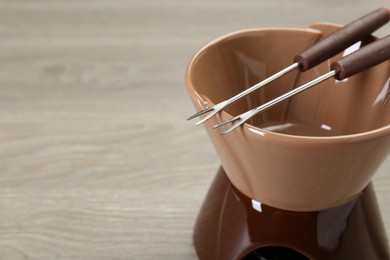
[185,23,390,211]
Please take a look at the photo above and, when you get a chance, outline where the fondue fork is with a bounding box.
[187,8,390,125]
[215,34,390,134]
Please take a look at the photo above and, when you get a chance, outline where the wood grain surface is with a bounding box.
[0,0,389,259]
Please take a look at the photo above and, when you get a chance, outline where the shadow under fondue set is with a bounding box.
[185,22,390,259]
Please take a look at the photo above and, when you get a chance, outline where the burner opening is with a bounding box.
[243,246,310,260]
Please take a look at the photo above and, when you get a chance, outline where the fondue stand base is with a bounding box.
[193,167,390,259]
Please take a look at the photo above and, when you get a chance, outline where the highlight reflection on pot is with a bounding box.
[185,9,390,260]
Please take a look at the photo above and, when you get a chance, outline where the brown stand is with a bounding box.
[194,167,390,260]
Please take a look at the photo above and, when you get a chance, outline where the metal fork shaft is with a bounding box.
[219,70,336,135]
[188,63,299,125]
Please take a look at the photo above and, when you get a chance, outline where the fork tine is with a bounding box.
[194,101,230,125]
[219,118,246,135]
[217,109,254,134]
[194,109,220,126]
[186,107,214,121]
[213,115,240,129]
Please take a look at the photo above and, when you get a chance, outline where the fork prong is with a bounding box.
[219,118,247,135]
[186,107,214,121]
[218,109,254,134]
[194,100,230,125]
[213,115,240,129]
[194,109,220,126]
[219,115,251,135]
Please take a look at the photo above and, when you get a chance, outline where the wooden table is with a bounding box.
[0,1,389,259]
